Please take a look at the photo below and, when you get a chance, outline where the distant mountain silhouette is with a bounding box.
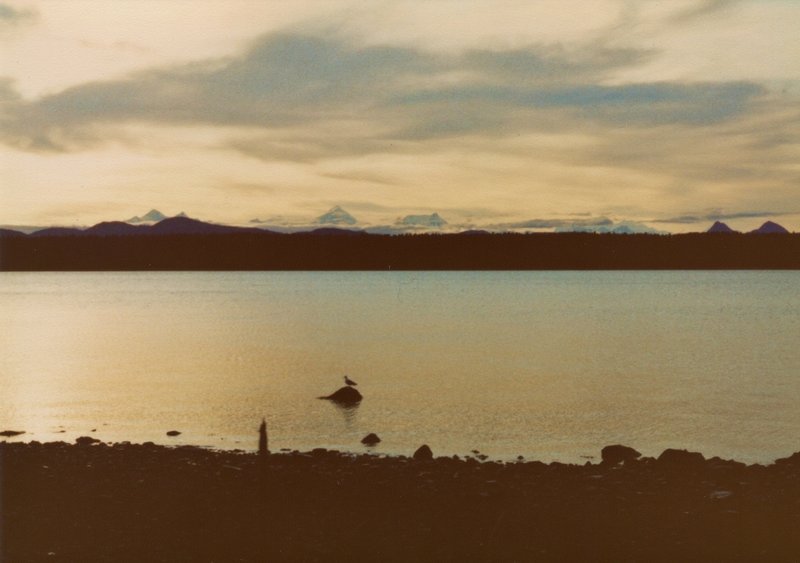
[148,217,262,235]
[306,227,365,236]
[27,217,268,237]
[707,221,737,233]
[85,221,148,236]
[316,206,357,226]
[751,221,789,234]
[399,213,447,228]
[30,227,84,237]
[0,228,26,237]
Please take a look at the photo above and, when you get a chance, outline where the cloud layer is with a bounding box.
[0,1,798,230]
[0,32,767,154]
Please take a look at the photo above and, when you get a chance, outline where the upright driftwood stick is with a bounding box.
[258,418,269,456]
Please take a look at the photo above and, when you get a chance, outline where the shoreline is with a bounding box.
[3,440,800,562]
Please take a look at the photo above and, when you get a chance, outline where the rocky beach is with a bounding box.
[3,439,800,562]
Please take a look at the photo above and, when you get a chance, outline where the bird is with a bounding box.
[344,375,358,386]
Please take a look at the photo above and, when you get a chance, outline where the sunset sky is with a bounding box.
[1,0,798,232]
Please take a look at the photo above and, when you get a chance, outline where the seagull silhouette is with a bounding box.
[344,375,358,386]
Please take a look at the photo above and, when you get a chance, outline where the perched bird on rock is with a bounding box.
[344,375,358,386]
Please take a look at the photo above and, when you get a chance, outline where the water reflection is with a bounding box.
[329,401,360,428]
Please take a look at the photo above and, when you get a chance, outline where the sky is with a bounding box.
[1,0,798,232]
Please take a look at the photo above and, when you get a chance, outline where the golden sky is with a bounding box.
[1,0,798,232]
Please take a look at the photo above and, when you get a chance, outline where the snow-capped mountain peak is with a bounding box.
[315,206,357,225]
[398,213,448,228]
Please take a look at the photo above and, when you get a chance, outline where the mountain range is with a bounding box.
[19,216,267,237]
[0,208,794,237]
[127,209,188,224]
[706,220,791,234]
[398,213,448,228]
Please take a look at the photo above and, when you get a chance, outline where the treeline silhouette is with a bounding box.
[1,231,799,270]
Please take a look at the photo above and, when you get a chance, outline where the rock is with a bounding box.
[601,445,642,465]
[166,430,181,437]
[413,444,433,461]
[775,452,800,466]
[361,433,381,446]
[0,430,25,437]
[708,456,746,471]
[657,448,705,467]
[75,436,100,446]
[320,386,363,405]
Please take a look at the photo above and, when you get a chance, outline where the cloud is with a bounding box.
[668,0,740,24]
[0,77,20,101]
[392,81,763,132]
[0,3,37,27]
[0,31,768,154]
[653,209,797,224]
[491,217,614,230]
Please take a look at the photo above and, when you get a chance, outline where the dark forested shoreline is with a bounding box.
[1,230,799,270]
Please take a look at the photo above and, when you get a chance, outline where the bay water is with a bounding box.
[1,271,798,463]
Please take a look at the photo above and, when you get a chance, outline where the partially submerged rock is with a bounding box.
[601,444,641,465]
[75,436,101,446]
[413,444,433,461]
[320,386,363,405]
[361,433,381,446]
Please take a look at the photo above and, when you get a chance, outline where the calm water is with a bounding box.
[1,271,799,463]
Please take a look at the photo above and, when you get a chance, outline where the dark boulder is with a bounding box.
[0,430,25,437]
[657,448,705,467]
[361,433,381,446]
[75,436,100,446]
[708,456,746,470]
[601,444,642,465]
[775,452,800,466]
[166,430,181,437]
[413,444,433,461]
[320,386,363,405]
